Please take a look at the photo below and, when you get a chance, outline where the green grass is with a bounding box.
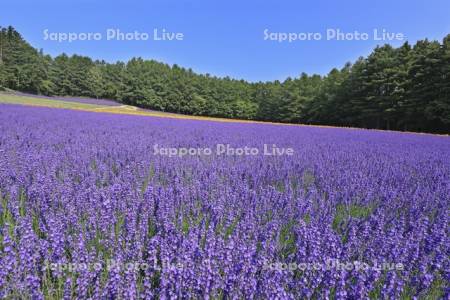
[0,93,104,110]
[278,219,297,259]
[332,203,374,242]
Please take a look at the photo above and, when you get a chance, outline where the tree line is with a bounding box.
[0,26,449,133]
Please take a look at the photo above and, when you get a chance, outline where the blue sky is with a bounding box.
[2,0,450,82]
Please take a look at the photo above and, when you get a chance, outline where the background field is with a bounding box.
[0,92,324,126]
[1,92,447,139]
[0,92,266,123]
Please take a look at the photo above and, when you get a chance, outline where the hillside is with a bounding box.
[0,25,449,133]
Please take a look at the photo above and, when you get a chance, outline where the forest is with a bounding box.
[0,26,449,133]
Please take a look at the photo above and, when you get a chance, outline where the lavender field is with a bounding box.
[0,104,449,299]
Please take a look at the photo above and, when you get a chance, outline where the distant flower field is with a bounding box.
[0,104,449,299]
[12,92,122,107]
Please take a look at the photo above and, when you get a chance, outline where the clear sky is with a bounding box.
[2,0,450,82]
